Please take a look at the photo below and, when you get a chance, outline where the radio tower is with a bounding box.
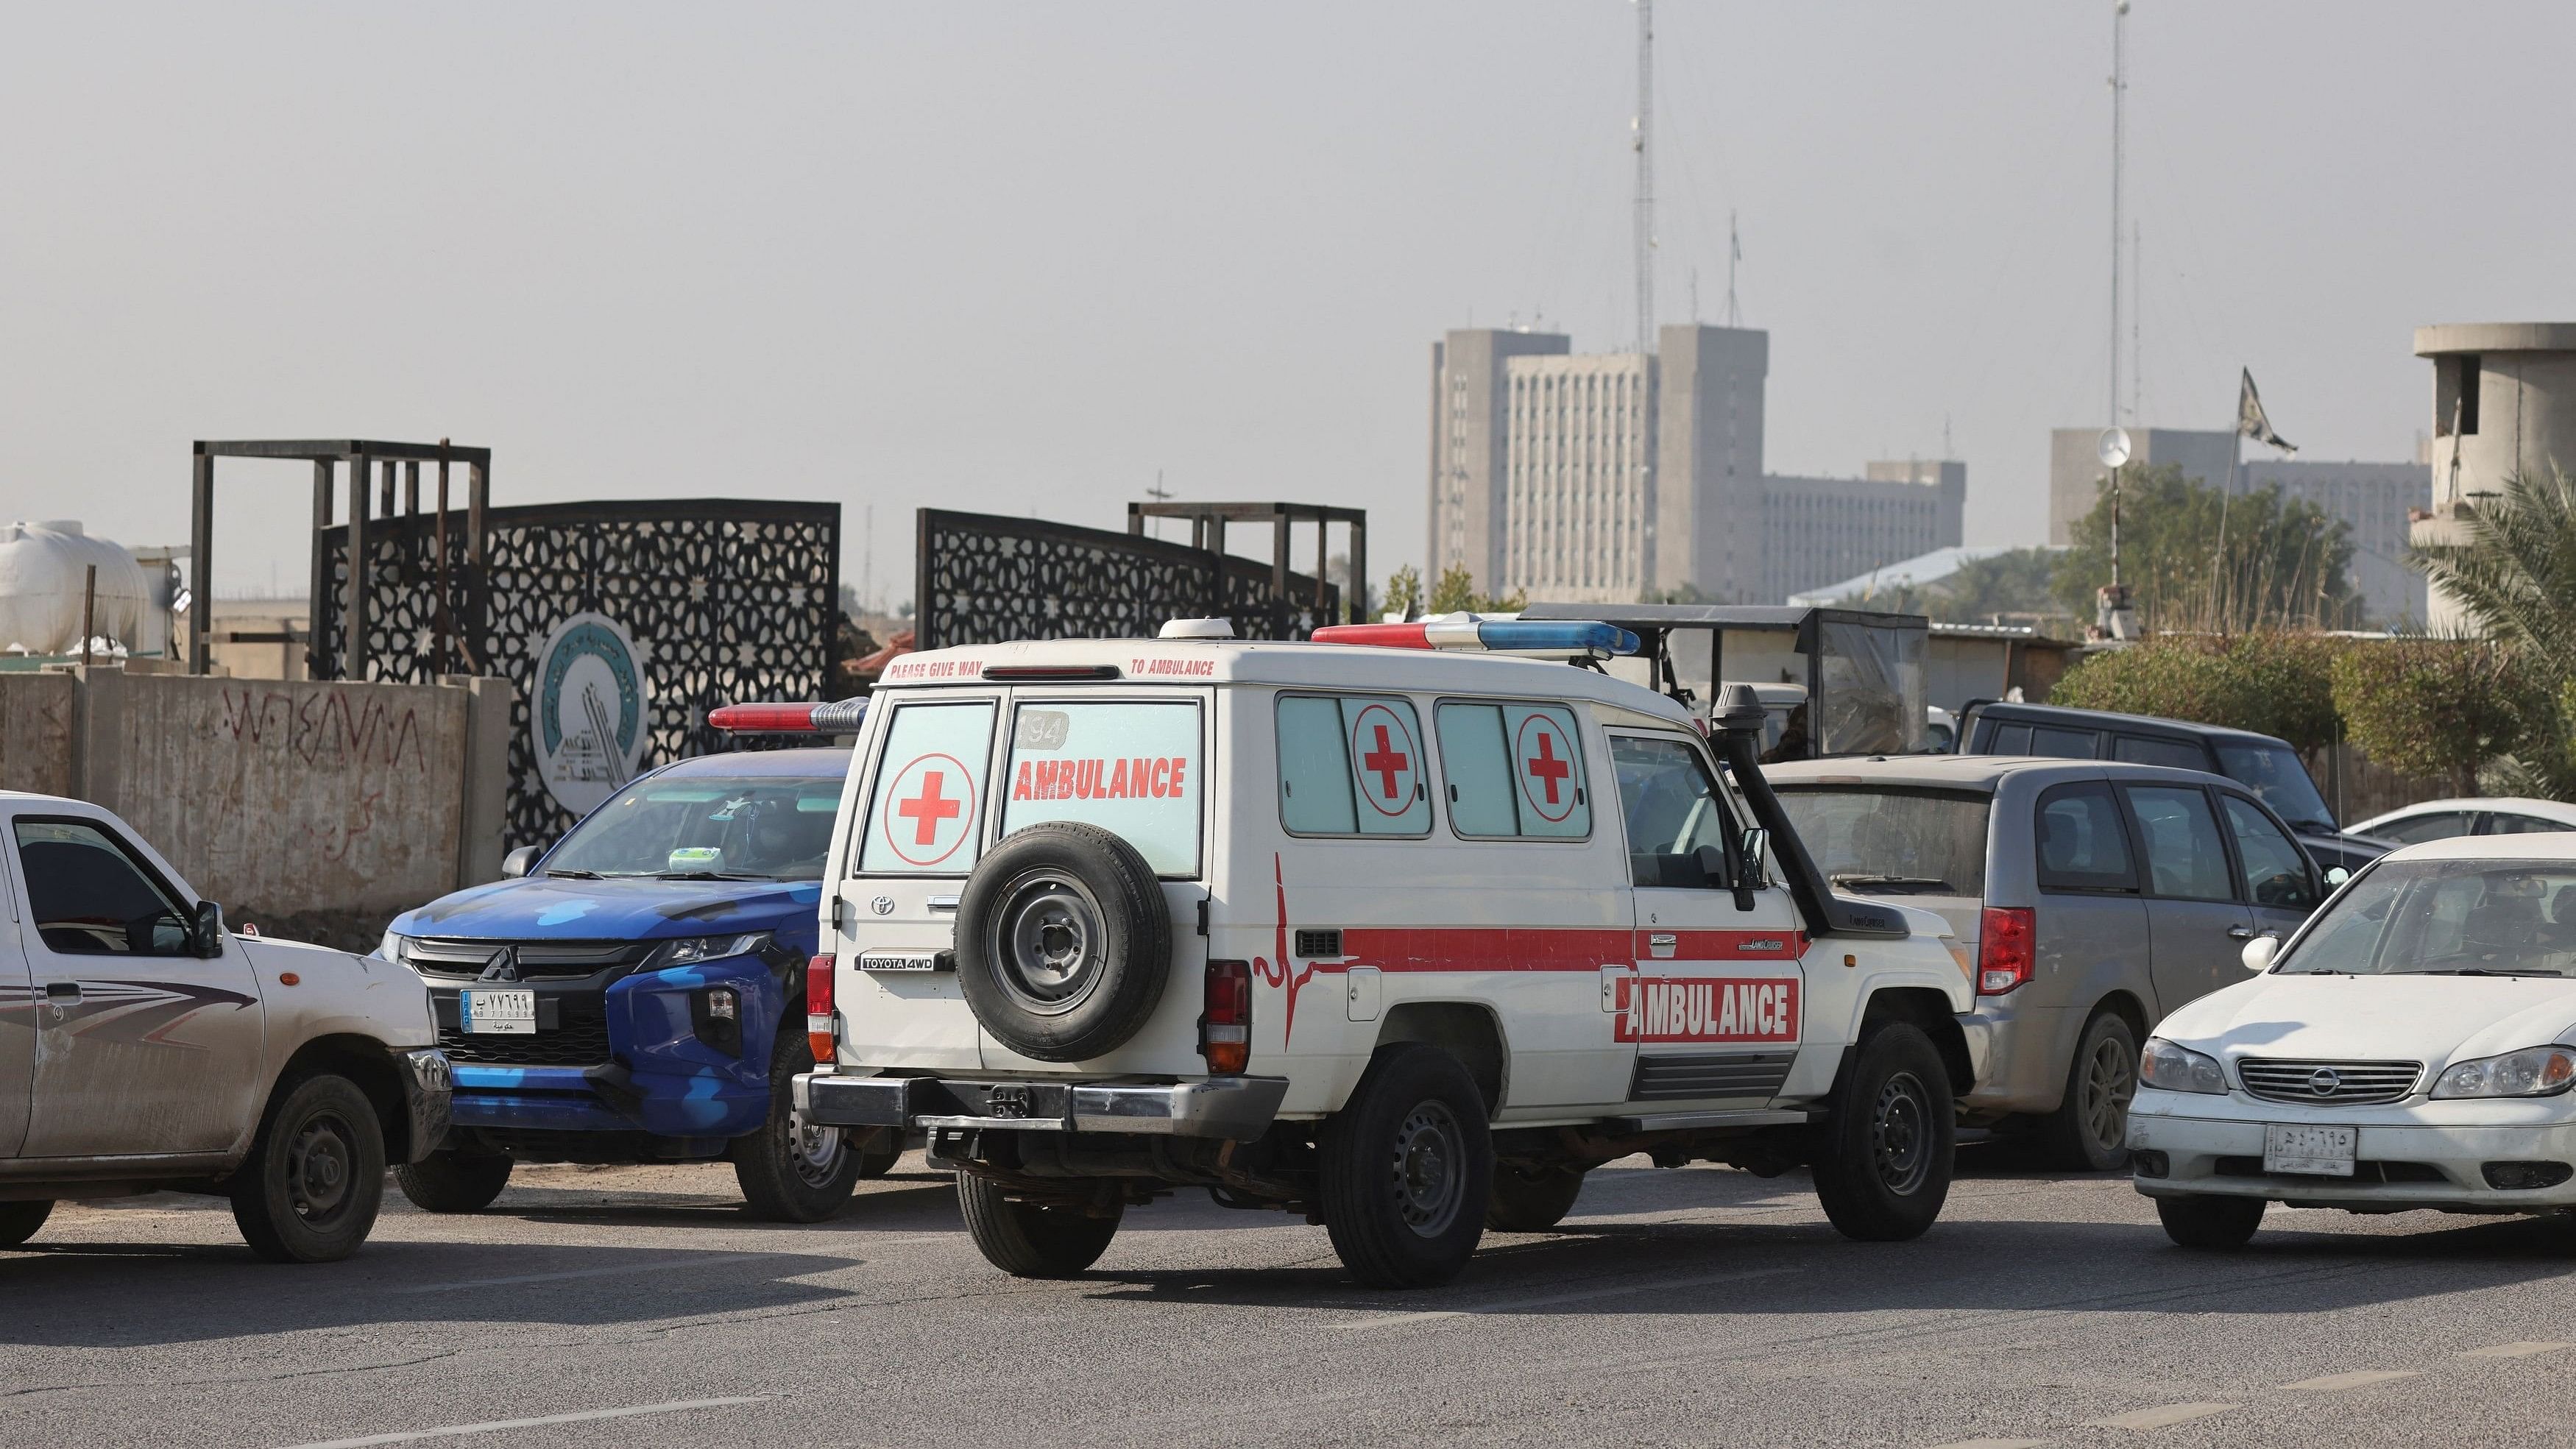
[1633,0,1655,358]
[2108,0,2127,429]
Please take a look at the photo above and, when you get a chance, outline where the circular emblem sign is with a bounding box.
[1514,712,1578,823]
[532,611,649,816]
[880,752,977,867]
[1347,703,1420,818]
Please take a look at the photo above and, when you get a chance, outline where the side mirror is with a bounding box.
[1740,828,1772,886]
[2324,866,2351,888]
[501,844,543,879]
[192,899,225,958]
[2240,934,2279,973]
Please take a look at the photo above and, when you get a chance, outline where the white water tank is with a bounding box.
[0,522,160,656]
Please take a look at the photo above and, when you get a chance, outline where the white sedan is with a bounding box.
[2349,796,2576,846]
[2128,833,2576,1247]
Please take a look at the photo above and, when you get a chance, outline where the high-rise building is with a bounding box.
[1426,324,1961,604]
[2047,425,2428,625]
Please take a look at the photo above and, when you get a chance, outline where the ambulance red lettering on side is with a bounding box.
[1611,977,1800,1044]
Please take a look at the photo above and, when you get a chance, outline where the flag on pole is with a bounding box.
[2237,368,2297,456]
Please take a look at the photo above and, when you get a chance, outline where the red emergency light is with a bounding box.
[708,699,870,734]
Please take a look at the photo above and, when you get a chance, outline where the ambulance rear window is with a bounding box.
[1434,701,1590,840]
[857,701,997,876]
[1275,694,1432,838]
[1000,701,1203,876]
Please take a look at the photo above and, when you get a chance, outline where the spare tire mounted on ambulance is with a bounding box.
[795,619,1976,1287]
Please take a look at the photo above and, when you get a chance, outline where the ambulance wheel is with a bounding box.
[734,1033,862,1223]
[2156,1194,2265,1250]
[957,1173,1122,1278]
[1318,1044,1492,1287]
[852,1128,902,1179]
[394,1149,514,1214]
[955,823,1172,1063]
[229,1073,386,1264]
[1485,1164,1585,1233]
[0,1200,52,1248]
[1811,1022,1953,1243]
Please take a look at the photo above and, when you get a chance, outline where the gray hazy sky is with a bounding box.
[6,1,2570,606]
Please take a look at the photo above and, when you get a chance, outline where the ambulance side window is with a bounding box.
[1275,693,1430,839]
[1434,701,1591,840]
[1610,734,1741,888]
[856,701,997,876]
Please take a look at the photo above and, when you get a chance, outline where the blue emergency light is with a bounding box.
[1311,616,1643,659]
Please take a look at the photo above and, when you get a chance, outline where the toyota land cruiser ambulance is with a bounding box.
[793,618,1975,1287]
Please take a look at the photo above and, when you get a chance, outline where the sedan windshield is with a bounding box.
[2280,857,2576,976]
[2213,741,2336,835]
[545,774,843,881]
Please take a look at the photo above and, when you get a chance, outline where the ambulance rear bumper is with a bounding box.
[794,1071,1289,1141]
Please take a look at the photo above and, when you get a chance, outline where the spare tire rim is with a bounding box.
[1390,1100,1465,1237]
[286,1110,356,1225]
[991,869,1108,1016]
[1872,1070,1933,1196]
[789,1106,848,1188]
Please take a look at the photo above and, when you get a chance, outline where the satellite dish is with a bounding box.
[2097,427,2132,470]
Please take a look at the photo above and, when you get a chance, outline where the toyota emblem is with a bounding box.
[870,896,896,916]
[2307,1068,2341,1097]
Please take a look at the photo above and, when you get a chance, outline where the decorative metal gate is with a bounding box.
[916,509,1338,649]
[316,499,838,848]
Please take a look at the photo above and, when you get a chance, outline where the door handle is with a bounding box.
[2225,926,2257,940]
[43,982,79,1003]
[1647,932,1679,959]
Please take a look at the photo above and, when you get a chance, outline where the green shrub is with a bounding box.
[2048,632,2345,752]
[2329,639,2539,797]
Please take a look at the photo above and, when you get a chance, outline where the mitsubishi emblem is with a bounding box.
[478,946,520,982]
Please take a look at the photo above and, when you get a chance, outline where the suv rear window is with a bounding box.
[858,701,997,876]
[1773,787,1989,898]
[1001,700,1203,876]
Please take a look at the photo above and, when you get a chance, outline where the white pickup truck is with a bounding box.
[794,622,1975,1286]
[0,796,450,1262]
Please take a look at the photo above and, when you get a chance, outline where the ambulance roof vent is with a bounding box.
[1158,617,1236,640]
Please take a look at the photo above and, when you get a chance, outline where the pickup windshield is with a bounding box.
[545,775,843,881]
[2282,857,2576,976]
[1773,786,1989,897]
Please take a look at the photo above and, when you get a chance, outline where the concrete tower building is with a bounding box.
[2413,323,2576,633]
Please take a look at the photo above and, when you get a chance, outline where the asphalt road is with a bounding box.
[9,1147,2576,1449]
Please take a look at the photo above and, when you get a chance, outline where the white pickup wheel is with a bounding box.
[1486,1165,1585,1233]
[228,1073,386,1264]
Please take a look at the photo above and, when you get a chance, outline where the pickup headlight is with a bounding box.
[376,931,406,963]
[2140,1037,2228,1094]
[659,932,771,967]
[2431,1046,2576,1099]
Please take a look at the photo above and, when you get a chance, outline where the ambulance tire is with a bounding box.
[1811,1022,1953,1243]
[228,1073,386,1264]
[852,1128,903,1179]
[2156,1193,2264,1250]
[955,823,1171,1063]
[1485,1165,1585,1233]
[393,1149,514,1214]
[957,1173,1122,1278]
[1318,1044,1493,1287]
[0,1200,52,1248]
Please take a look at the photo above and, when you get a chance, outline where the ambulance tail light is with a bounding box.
[710,699,869,734]
[806,954,838,1064]
[1199,959,1252,1075]
[1977,907,2036,995]
[1310,616,1642,659]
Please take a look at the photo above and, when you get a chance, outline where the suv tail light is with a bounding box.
[1978,907,2035,995]
[807,954,837,1064]
[1200,959,1251,1074]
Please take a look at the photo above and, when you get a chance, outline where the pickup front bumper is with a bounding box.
[794,1072,1289,1141]
[399,1048,454,1164]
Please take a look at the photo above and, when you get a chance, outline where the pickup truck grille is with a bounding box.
[2238,1057,2421,1105]
[403,938,659,982]
[432,992,615,1069]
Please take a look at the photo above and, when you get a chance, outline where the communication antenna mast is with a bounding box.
[1633,0,1655,358]
[2109,0,2128,429]
[1724,210,1742,327]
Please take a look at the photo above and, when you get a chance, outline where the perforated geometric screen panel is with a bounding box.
[918,509,1335,649]
[316,499,838,849]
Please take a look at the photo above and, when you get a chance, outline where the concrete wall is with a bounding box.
[0,668,511,949]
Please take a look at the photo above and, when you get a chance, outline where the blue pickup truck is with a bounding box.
[380,742,888,1221]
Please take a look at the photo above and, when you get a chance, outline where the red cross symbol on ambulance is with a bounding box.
[1348,703,1418,818]
[1513,712,1578,823]
[882,752,974,866]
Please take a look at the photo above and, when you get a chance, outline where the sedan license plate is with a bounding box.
[856,952,943,973]
[460,988,537,1035]
[2264,1123,2357,1177]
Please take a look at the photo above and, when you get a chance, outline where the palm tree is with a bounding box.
[2410,467,2576,795]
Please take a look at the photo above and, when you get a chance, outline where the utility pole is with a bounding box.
[1633,0,1655,359]
[2109,0,2127,431]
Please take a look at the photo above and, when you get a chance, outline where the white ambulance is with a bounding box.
[792,617,1975,1287]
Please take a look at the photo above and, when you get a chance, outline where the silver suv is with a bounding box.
[1765,756,2326,1169]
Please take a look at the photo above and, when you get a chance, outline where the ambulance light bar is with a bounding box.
[707,699,870,734]
[1309,617,1642,659]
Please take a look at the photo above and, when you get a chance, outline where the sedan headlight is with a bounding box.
[2140,1037,2228,1094]
[2430,1046,2576,1099]
[660,932,771,966]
